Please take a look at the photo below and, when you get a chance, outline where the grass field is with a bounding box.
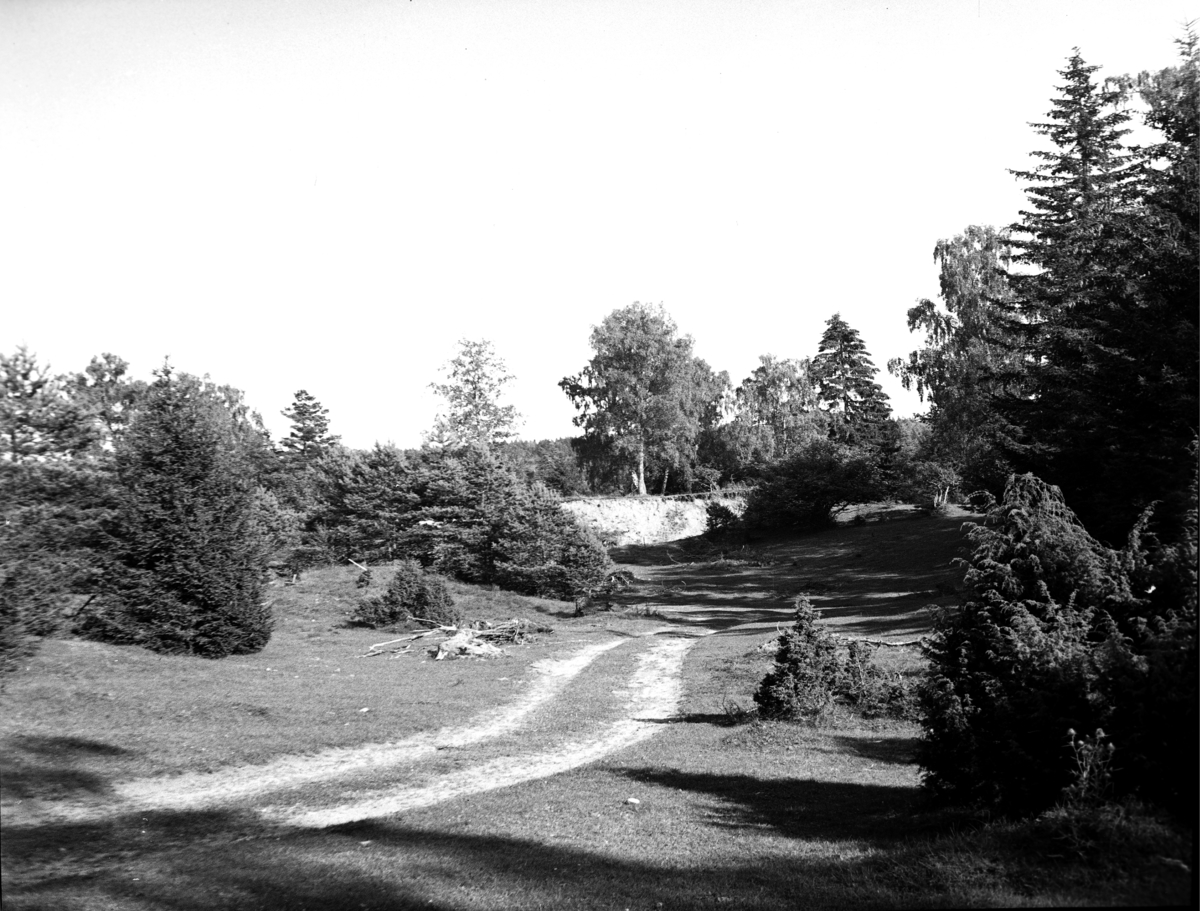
[1,508,1192,909]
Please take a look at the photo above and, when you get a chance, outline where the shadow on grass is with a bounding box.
[0,735,133,800]
[613,767,930,844]
[5,797,1187,910]
[831,734,921,766]
[607,511,976,642]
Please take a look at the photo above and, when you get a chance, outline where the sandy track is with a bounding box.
[13,629,705,828]
[274,635,698,828]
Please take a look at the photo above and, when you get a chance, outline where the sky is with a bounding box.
[1,0,1192,450]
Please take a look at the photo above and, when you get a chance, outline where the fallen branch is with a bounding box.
[832,634,928,649]
[348,558,369,572]
[357,617,553,658]
[758,631,928,651]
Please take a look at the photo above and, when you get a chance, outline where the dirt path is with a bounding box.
[15,627,710,828]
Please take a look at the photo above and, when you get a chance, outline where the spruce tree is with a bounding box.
[810,313,891,444]
[280,390,338,463]
[1001,45,1198,543]
[79,365,272,657]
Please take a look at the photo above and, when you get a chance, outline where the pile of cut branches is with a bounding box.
[358,617,553,660]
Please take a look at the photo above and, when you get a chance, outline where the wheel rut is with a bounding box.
[12,626,710,828]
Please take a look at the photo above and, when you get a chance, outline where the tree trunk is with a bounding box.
[660,467,669,495]
[635,440,647,495]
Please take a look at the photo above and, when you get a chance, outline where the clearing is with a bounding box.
[1,505,1189,909]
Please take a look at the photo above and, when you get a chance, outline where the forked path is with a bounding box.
[16,626,711,829]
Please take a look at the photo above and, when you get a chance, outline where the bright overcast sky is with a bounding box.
[1,0,1192,449]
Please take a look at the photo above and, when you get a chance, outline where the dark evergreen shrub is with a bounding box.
[755,598,918,721]
[352,560,460,628]
[742,439,883,530]
[490,482,613,600]
[1,552,70,676]
[754,598,842,718]
[314,443,612,601]
[704,501,740,537]
[918,472,1196,817]
[76,367,272,658]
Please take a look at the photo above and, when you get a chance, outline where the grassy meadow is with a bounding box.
[1,509,1192,909]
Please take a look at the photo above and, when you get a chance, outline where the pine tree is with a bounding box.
[1,347,95,463]
[79,365,272,657]
[1000,45,1198,543]
[810,313,891,444]
[280,390,338,463]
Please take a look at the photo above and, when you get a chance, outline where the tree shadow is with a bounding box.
[5,789,1183,910]
[611,767,932,844]
[607,511,975,640]
[0,735,133,800]
[831,734,921,766]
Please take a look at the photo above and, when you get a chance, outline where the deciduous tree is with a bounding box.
[428,339,522,448]
[888,226,1020,494]
[560,302,727,494]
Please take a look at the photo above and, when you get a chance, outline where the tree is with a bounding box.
[560,302,727,494]
[810,314,891,444]
[428,339,522,448]
[998,45,1199,543]
[77,365,272,657]
[311,442,611,599]
[700,355,825,483]
[888,226,1020,494]
[69,353,146,454]
[740,438,884,530]
[735,355,822,454]
[280,390,339,463]
[1,347,95,463]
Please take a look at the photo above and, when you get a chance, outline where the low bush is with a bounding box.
[742,439,883,531]
[754,598,841,718]
[704,501,741,538]
[754,598,916,720]
[351,560,461,628]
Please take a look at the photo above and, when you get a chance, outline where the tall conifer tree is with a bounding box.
[810,314,891,444]
[1001,45,1198,542]
[79,366,272,657]
[281,390,338,463]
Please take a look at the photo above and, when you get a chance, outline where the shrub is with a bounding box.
[918,473,1197,818]
[75,367,272,658]
[742,439,883,530]
[753,598,841,719]
[490,483,613,600]
[1,553,71,677]
[840,640,920,720]
[315,444,612,601]
[704,501,740,538]
[755,598,918,721]
[352,560,461,628]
